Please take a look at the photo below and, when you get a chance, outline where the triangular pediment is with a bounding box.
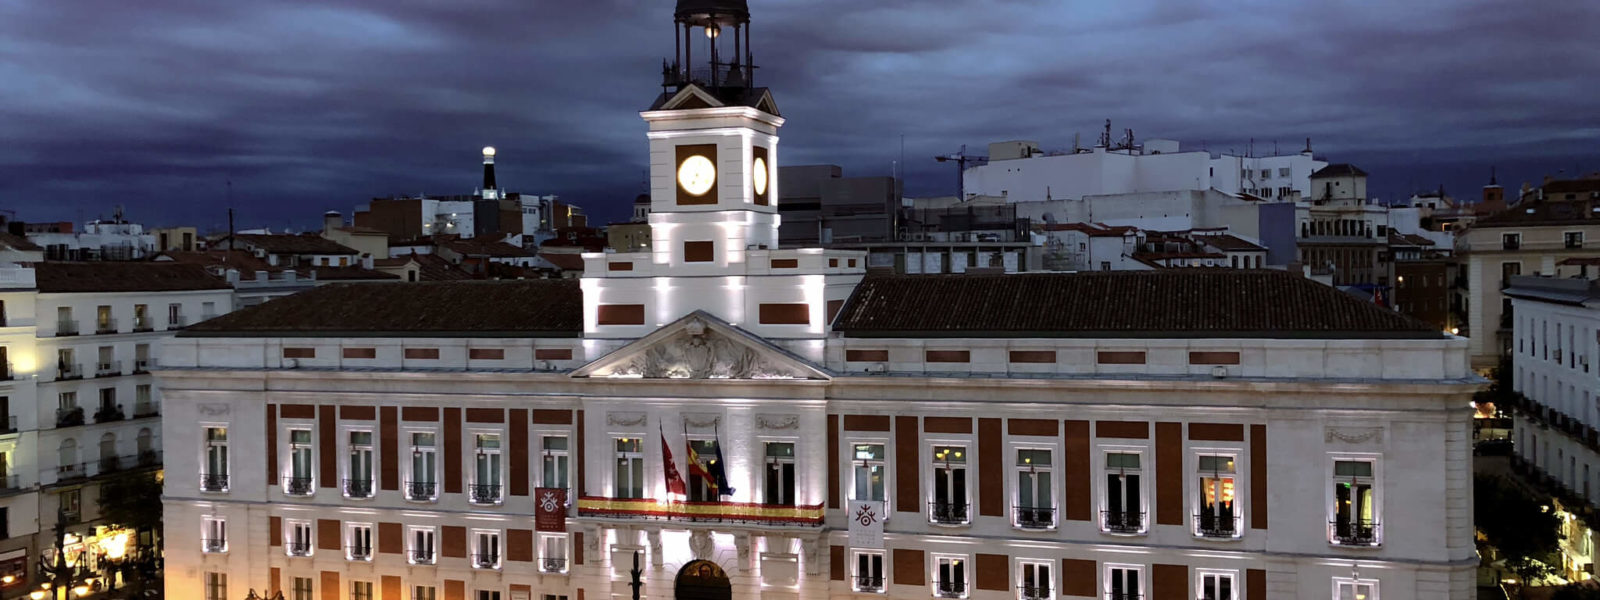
[571,311,829,380]
[660,85,725,111]
[753,89,779,116]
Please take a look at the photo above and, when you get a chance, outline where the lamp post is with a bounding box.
[628,550,643,600]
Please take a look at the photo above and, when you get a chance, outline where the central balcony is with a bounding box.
[406,480,437,501]
[1014,506,1054,529]
[541,557,567,573]
[344,478,374,499]
[934,579,967,598]
[1101,510,1146,534]
[470,483,503,505]
[201,473,229,493]
[286,541,312,557]
[577,496,825,527]
[472,552,501,570]
[930,501,969,525]
[854,576,884,593]
[1329,519,1381,546]
[284,476,314,496]
[1195,513,1240,539]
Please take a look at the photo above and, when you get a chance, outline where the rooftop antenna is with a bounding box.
[1098,119,1112,148]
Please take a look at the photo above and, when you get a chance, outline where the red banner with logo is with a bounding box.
[535,488,568,532]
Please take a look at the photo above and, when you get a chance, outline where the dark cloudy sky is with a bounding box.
[3,0,1597,231]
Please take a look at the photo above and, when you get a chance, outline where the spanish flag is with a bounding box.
[686,441,718,492]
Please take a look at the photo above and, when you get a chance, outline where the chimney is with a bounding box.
[323,210,341,235]
[362,254,374,270]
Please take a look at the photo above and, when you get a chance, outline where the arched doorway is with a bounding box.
[674,560,731,600]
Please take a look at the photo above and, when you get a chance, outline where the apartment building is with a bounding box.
[158,4,1477,599]
[1457,195,1600,369]
[0,262,234,597]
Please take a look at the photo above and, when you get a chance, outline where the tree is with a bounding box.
[1476,474,1562,589]
[39,508,91,600]
[96,470,164,596]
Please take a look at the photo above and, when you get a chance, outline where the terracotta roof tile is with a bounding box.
[33,262,230,293]
[182,280,581,337]
[234,233,358,255]
[833,271,1440,339]
[0,232,42,251]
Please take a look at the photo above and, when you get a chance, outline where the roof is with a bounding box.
[233,233,359,255]
[1386,232,1437,247]
[1311,163,1368,178]
[0,232,42,251]
[832,271,1442,339]
[1560,257,1600,267]
[1503,275,1600,306]
[310,267,400,281]
[538,251,586,271]
[33,262,231,294]
[1542,178,1600,195]
[1200,234,1266,252]
[374,252,475,281]
[437,236,534,258]
[1473,200,1600,228]
[1041,223,1136,237]
[182,280,582,337]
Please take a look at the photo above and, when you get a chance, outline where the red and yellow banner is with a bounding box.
[577,496,824,526]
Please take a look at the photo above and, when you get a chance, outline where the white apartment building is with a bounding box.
[28,218,159,262]
[0,262,233,597]
[158,4,1478,600]
[964,139,1327,204]
[1505,275,1600,581]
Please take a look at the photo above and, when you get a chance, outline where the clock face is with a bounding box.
[752,156,769,196]
[677,155,717,197]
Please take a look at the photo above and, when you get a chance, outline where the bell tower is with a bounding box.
[580,1,862,346]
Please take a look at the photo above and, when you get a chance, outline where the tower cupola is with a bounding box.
[665,0,754,93]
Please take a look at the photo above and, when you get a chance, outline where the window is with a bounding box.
[1278,167,1290,177]
[1335,579,1378,600]
[1332,459,1379,545]
[473,530,501,569]
[476,592,501,600]
[57,348,78,379]
[287,429,314,495]
[348,523,373,561]
[410,527,436,564]
[203,426,229,492]
[168,303,183,328]
[409,432,438,500]
[1198,570,1236,600]
[854,551,885,593]
[1196,455,1239,538]
[615,438,645,499]
[351,581,374,600]
[96,305,113,332]
[1260,169,1270,179]
[202,516,227,553]
[413,587,437,600]
[133,304,149,330]
[853,444,886,502]
[287,521,313,556]
[347,430,373,498]
[293,577,314,600]
[934,555,967,598]
[1016,449,1053,529]
[97,346,115,376]
[1019,561,1053,600]
[1567,231,1585,249]
[1502,233,1521,250]
[204,572,227,600]
[540,533,568,573]
[59,489,80,521]
[765,442,796,506]
[202,301,217,318]
[57,306,75,335]
[1103,452,1144,533]
[1107,565,1143,600]
[135,384,152,416]
[931,446,968,524]
[541,436,569,489]
[473,433,503,504]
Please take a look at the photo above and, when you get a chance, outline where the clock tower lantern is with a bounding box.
[581,1,863,349]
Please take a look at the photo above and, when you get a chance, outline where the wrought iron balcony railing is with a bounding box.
[94,403,124,423]
[934,579,967,598]
[57,320,79,336]
[1014,506,1054,529]
[929,501,969,525]
[1101,510,1145,534]
[470,483,503,505]
[406,480,437,501]
[1019,585,1052,600]
[133,358,151,373]
[410,548,435,564]
[472,552,501,569]
[854,576,885,593]
[133,402,159,418]
[201,473,229,492]
[344,478,374,499]
[541,557,567,573]
[284,476,315,496]
[1195,513,1241,538]
[202,538,226,553]
[96,360,121,377]
[286,541,312,557]
[347,545,373,561]
[95,318,118,334]
[132,315,153,332]
[57,363,83,380]
[1329,519,1380,546]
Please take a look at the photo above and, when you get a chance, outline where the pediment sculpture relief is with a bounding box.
[606,318,810,380]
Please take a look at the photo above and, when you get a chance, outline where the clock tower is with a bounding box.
[580,0,864,348]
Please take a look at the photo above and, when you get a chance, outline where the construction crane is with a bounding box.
[934,144,988,199]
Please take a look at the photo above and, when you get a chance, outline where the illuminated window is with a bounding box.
[204,572,227,600]
[541,436,569,489]
[413,587,436,600]
[1018,560,1052,600]
[614,438,645,499]
[764,442,795,506]
[1334,578,1378,600]
[687,439,718,502]
[852,444,886,502]
[350,581,373,600]
[1198,570,1237,600]
[202,516,226,553]
[293,577,313,600]
[286,521,313,557]
[1332,459,1379,545]
[930,446,968,525]
[410,527,436,564]
[1103,452,1144,533]
[202,426,228,492]
[1196,455,1239,538]
[286,429,314,495]
[346,430,374,499]
[472,530,502,570]
[347,523,373,561]
[408,431,438,501]
[472,433,503,505]
[1015,449,1053,529]
[853,551,885,593]
[540,533,568,573]
[1106,564,1143,600]
[932,554,968,598]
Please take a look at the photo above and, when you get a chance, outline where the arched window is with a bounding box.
[100,432,118,461]
[137,428,154,454]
